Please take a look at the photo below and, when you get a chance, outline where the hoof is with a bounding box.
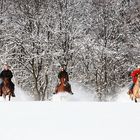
[135,98,137,103]
[12,94,16,97]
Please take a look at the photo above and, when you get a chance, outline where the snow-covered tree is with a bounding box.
[0,0,139,101]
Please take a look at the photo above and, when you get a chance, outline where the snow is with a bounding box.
[0,86,32,101]
[116,87,132,102]
[51,81,96,101]
[0,102,140,140]
[0,83,139,140]
[51,82,134,102]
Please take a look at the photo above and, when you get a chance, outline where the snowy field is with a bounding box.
[0,102,140,140]
[0,83,140,140]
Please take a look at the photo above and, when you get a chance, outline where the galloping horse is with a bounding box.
[131,75,140,102]
[55,78,73,94]
[0,78,14,101]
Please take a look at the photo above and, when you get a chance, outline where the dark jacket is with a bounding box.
[58,70,69,82]
[0,69,13,80]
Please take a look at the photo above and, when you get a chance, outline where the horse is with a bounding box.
[0,78,14,101]
[131,75,140,103]
[55,78,73,94]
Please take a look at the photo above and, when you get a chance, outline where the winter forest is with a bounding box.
[0,0,140,101]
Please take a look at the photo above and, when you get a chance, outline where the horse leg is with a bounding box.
[135,97,137,103]
[67,84,73,95]
[9,94,11,101]
[2,94,6,101]
[54,84,60,94]
[133,94,137,103]
[9,96,11,101]
[129,94,133,100]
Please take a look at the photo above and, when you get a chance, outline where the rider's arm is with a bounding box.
[131,70,138,77]
[0,71,3,78]
[10,71,13,79]
[8,70,13,79]
[58,72,61,79]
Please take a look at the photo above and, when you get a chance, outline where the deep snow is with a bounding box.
[0,83,139,140]
[0,102,140,140]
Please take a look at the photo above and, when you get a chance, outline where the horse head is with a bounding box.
[3,77,10,86]
[60,78,66,85]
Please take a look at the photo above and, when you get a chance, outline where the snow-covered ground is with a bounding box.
[0,82,139,140]
[0,102,140,140]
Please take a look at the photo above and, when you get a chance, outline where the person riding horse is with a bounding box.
[0,64,15,97]
[128,66,140,95]
[54,66,73,94]
[58,66,69,84]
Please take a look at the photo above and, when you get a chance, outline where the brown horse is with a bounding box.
[131,75,140,102]
[55,78,73,94]
[0,78,14,101]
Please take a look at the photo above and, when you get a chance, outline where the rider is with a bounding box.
[0,63,15,97]
[58,65,69,83]
[53,65,73,95]
[128,65,140,94]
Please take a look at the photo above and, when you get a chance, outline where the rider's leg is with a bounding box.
[128,82,134,94]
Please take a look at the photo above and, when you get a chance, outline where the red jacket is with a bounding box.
[131,69,140,83]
